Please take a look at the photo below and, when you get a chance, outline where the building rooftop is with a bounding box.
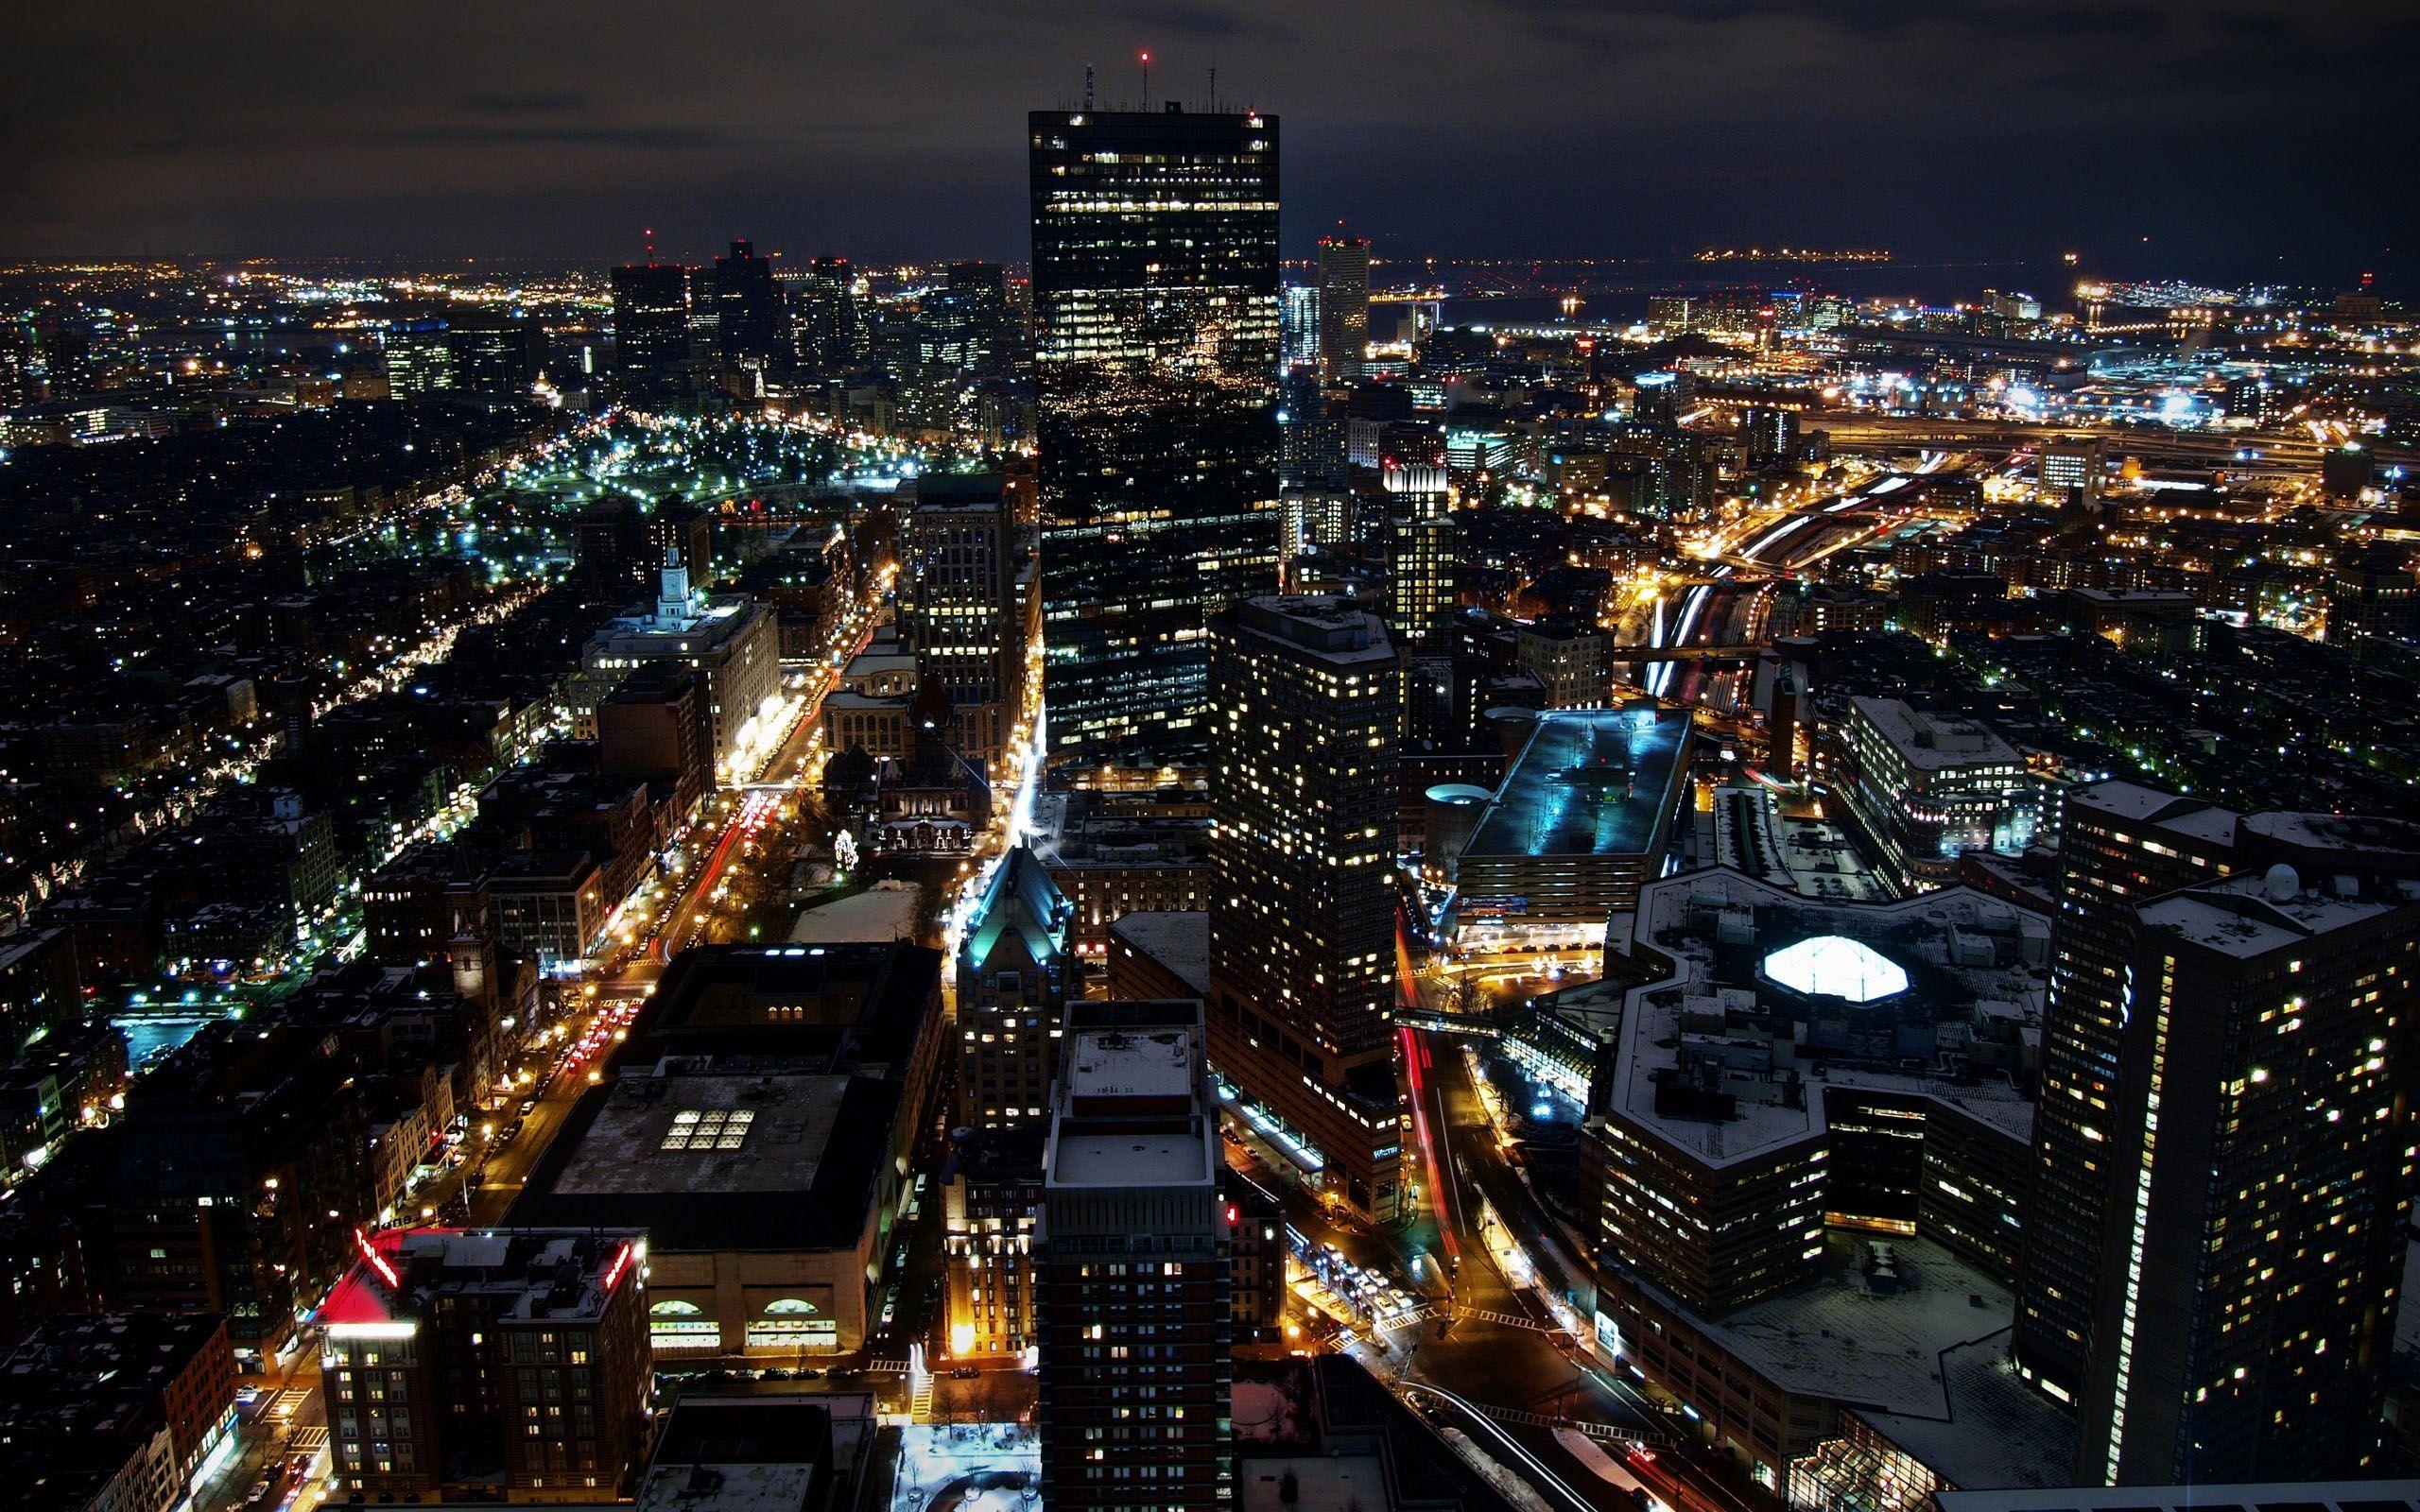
[1237,1453,1389,1512]
[1935,1481,2420,1512]
[1850,696,2022,773]
[1065,1026,1196,1103]
[0,1313,231,1512]
[633,1398,852,1512]
[1698,1234,2016,1416]
[1463,706,1693,862]
[2139,869,2416,958]
[510,1071,900,1252]
[1231,595,1398,666]
[1046,1007,1219,1193]
[1108,910,1211,996]
[959,848,1069,974]
[1600,868,2045,1164]
[2070,779,2240,844]
[631,941,941,1072]
[1850,1332,2080,1497]
[551,1073,850,1196]
[319,1228,641,1331]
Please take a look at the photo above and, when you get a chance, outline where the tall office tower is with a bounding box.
[1384,460,1455,648]
[1036,1001,1233,1510]
[957,848,1075,1129]
[1316,235,1371,384]
[1635,432,1716,522]
[944,847,1075,1362]
[713,239,786,369]
[923,261,1014,374]
[446,313,544,393]
[790,256,866,371]
[2014,783,2239,1405]
[1282,283,1321,369]
[2080,856,2420,1484]
[381,322,456,398]
[1278,367,1347,490]
[1029,104,1283,766]
[610,264,690,387]
[684,265,721,361]
[2039,436,2104,512]
[1206,597,1405,1222]
[903,472,1022,771]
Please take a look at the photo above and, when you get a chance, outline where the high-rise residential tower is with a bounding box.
[2081,850,2420,1484]
[1036,1001,1233,1509]
[1028,104,1282,766]
[2014,782,2238,1405]
[1316,235,1370,384]
[2014,784,2420,1482]
[1206,596,1405,1222]
[1384,460,1455,648]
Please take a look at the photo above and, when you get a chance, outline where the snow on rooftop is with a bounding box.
[1696,1235,2009,1412]
[1603,868,2043,1164]
[1108,910,1210,996]
[553,1073,848,1196]
[1064,1027,1195,1101]
[790,882,922,944]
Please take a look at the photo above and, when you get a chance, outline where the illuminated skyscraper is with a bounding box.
[713,239,786,369]
[1028,104,1282,766]
[1206,596,1404,1222]
[1316,235,1370,384]
[1384,460,1455,647]
[610,263,690,387]
[381,322,455,398]
[2014,783,2237,1406]
[2014,786,2420,1484]
[2081,852,2420,1484]
[1282,283,1321,369]
[1036,1001,1233,1509]
[789,255,866,371]
[903,472,1023,772]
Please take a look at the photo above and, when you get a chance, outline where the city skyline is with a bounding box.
[3,21,2419,1512]
[0,3,2412,286]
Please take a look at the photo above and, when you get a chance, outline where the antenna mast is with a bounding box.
[1083,63,1094,111]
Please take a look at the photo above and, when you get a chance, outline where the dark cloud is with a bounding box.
[458,90,590,116]
[0,0,2408,286]
[370,126,734,150]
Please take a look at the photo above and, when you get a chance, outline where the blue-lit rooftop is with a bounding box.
[1462,707,1693,861]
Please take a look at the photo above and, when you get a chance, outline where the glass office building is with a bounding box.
[1028,105,1282,766]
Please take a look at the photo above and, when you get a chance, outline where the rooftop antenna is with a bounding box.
[1083,63,1094,112]
[1140,50,1150,107]
[644,227,655,262]
[1208,62,1217,110]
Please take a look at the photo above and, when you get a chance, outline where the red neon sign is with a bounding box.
[355,1229,400,1289]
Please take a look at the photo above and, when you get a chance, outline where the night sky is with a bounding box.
[4,0,2411,286]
